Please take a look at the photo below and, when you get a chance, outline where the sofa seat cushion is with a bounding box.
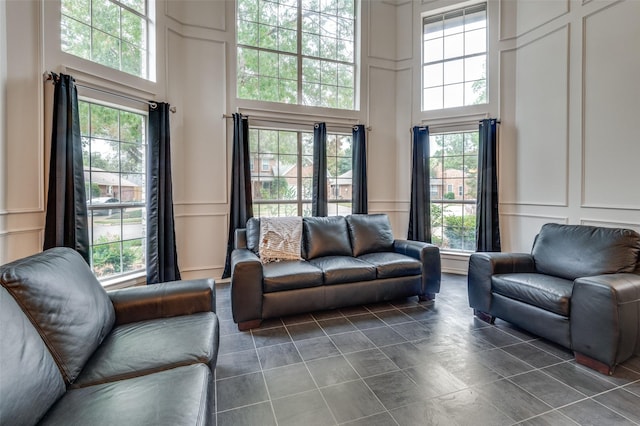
[263,260,323,293]
[0,247,115,384]
[492,273,574,316]
[358,252,422,279]
[308,256,376,285]
[72,312,219,388]
[39,364,212,426]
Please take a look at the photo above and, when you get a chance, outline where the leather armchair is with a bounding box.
[468,223,640,375]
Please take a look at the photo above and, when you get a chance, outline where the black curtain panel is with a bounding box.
[476,118,501,252]
[351,124,368,214]
[222,113,253,278]
[43,73,90,264]
[146,102,181,283]
[312,122,328,217]
[408,126,432,242]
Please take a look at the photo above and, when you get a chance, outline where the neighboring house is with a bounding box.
[430,167,471,201]
[85,168,142,202]
[330,170,352,200]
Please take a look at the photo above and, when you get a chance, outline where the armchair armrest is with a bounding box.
[394,240,441,297]
[231,248,264,327]
[467,252,535,312]
[108,278,216,326]
[571,273,640,368]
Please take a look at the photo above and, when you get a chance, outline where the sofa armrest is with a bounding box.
[394,240,441,297]
[571,273,640,368]
[467,252,535,312]
[108,278,216,326]
[231,248,264,326]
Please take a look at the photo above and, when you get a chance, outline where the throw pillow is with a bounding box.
[259,216,303,263]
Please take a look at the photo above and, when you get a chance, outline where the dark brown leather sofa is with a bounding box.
[0,247,219,426]
[468,223,640,374]
[231,214,441,330]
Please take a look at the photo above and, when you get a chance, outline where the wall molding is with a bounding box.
[164,0,227,33]
[500,212,568,223]
[579,218,640,231]
[367,0,413,62]
[499,0,570,41]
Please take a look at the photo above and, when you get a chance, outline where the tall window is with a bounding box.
[237,0,356,109]
[249,128,352,216]
[422,3,486,111]
[61,0,152,79]
[430,130,478,251]
[80,100,147,280]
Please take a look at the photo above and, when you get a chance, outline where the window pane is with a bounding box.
[443,83,464,108]
[424,38,443,63]
[465,28,486,55]
[423,87,443,111]
[61,16,91,59]
[92,30,121,69]
[443,33,463,59]
[423,63,443,88]
[443,59,464,85]
[92,0,120,38]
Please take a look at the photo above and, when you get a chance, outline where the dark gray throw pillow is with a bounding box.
[303,216,352,259]
[346,214,394,257]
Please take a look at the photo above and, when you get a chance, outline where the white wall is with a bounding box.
[498,0,640,253]
[1,0,638,281]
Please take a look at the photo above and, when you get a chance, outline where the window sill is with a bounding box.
[101,271,147,290]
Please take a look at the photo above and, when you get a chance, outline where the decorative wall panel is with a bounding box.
[582,0,640,209]
[167,31,227,205]
[513,26,569,206]
[166,0,226,31]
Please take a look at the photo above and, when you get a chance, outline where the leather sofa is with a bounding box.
[231,214,441,330]
[468,223,640,374]
[0,247,219,426]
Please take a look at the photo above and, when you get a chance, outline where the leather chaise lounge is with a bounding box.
[468,223,640,374]
[0,247,219,426]
[231,214,441,330]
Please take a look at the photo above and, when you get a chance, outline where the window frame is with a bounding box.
[429,127,479,253]
[421,2,487,112]
[80,97,149,283]
[249,126,353,217]
[236,0,359,110]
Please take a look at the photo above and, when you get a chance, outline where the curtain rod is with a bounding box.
[222,113,371,131]
[45,72,176,113]
[413,118,500,131]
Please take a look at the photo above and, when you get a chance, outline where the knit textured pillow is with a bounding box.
[259,216,303,263]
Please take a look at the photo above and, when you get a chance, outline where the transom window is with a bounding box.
[422,3,487,111]
[430,130,478,251]
[249,128,352,216]
[61,0,152,79]
[237,0,356,109]
[80,100,147,280]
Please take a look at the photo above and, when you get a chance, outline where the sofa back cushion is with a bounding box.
[0,247,115,384]
[532,223,640,280]
[346,214,395,257]
[0,286,66,425]
[303,216,353,260]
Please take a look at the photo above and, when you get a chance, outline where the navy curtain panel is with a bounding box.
[476,118,501,252]
[222,113,253,278]
[146,102,181,283]
[312,122,328,216]
[43,73,90,264]
[407,126,431,242]
[351,124,368,214]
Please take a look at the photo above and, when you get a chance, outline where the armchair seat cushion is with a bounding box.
[358,252,422,279]
[492,273,574,317]
[308,256,376,285]
[73,312,219,388]
[263,260,323,293]
[40,364,212,426]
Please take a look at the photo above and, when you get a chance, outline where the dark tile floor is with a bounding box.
[213,274,640,425]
